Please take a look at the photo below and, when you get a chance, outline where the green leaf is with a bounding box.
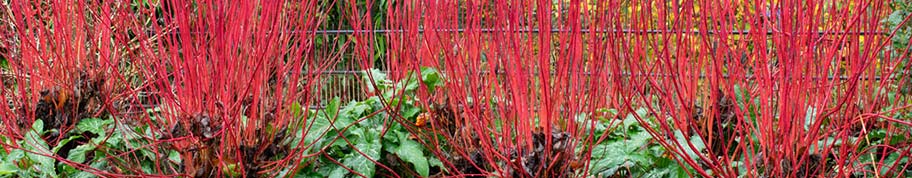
[881,152,907,174]
[0,162,18,175]
[77,118,112,135]
[338,128,382,178]
[32,120,44,132]
[52,136,83,154]
[623,108,649,129]
[673,130,706,160]
[364,69,389,92]
[291,102,304,119]
[402,106,421,119]
[241,115,250,127]
[420,67,443,92]
[589,131,654,176]
[643,162,688,178]
[403,76,420,93]
[328,164,349,178]
[340,101,372,121]
[142,160,154,174]
[97,129,124,147]
[323,97,341,120]
[304,116,331,148]
[140,149,155,160]
[382,126,403,149]
[70,160,105,178]
[168,150,181,164]
[6,149,24,162]
[348,143,381,177]
[66,144,94,164]
[0,137,6,157]
[24,127,55,176]
[396,134,429,177]
[429,157,445,170]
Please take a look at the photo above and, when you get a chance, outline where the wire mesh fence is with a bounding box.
[309,70,889,109]
[306,27,891,108]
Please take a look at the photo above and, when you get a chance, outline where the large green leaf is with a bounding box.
[420,67,443,92]
[323,97,341,120]
[51,135,83,154]
[6,149,24,163]
[76,118,112,135]
[590,131,653,176]
[94,128,123,147]
[22,120,57,177]
[327,149,383,178]
[348,139,381,177]
[401,106,421,119]
[642,163,688,178]
[328,164,349,178]
[304,116,332,149]
[70,160,106,178]
[343,128,383,178]
[66,144,94,164]
[168,150,181,164]
[673,130,706,160]
[364,69,389,92]
[623,108,649,129]
[340,102,371,122]
[24,121,56,177]
[396,133,429,177]
[0,162,18,175]
[31,120,44,132]
[429,157,444,170]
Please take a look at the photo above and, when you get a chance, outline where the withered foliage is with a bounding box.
[505,128,575,178]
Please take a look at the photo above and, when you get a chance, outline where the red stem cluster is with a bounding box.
[2,0,334,177]
[373,0,912,177]
[2,0,912,177]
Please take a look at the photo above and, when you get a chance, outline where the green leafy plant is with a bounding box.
[885,0,912,94]
[0,117,181,178]
[584,109,692,178]
[295,68,444,177]
[1,120,56,178]
[885,0,912,58]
